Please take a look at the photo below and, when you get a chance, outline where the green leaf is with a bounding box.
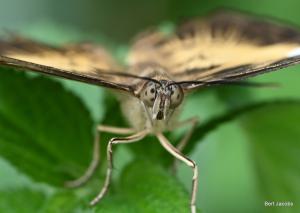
[93,195,139,213]
[0,188,46,213]
[184,100,300,213]
[0,68,94,186]
[91,159,198,212]
[41,160,195,213]
[118,159,195,213]
[42,191,85,213]
[241,103,300,213]
[183,100,300,155]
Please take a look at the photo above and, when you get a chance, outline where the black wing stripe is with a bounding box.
[0,56,133,93]
[180,56,300,90]
[205,64,253,80]
[174,64,220,76]
[177,11,300,46]
[0,36,63,54]
[222,56,300,80]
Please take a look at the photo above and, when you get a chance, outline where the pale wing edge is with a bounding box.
[181,56,300,91]
[0,56,134,93]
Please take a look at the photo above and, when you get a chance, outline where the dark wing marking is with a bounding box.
[128,11,300,90]
[0,36,135,94]
[0,56,133,92]
[180,56,300,90]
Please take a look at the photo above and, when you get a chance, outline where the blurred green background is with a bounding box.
[0,0,300,213]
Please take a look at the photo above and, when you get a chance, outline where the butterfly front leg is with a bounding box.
[90,129,149,206]
[170,117,199,173]
[64,125,136,188]
[156,133,198,213]
[173,117,199,151]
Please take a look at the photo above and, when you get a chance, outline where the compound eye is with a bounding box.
[141,82,157,107]
[169,85,183,108]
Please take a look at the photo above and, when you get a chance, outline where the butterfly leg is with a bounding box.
[173,117,198,152]
[156,133,198,213]
[171,117,198,173]
[90,129,149,206]
[64,125,135,188]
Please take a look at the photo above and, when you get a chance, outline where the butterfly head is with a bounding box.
[140,80,184,121]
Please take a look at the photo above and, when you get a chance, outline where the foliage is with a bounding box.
[0,0,300,212]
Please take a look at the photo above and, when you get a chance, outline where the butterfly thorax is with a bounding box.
[119,64,184,133]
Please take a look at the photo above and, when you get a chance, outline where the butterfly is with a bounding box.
[1,11,300,213]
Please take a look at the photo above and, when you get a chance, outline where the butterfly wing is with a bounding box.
[128,11,300,90]
[0,36,134,93]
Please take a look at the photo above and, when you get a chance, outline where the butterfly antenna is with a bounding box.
[94,69,161,85]
[172,80,281,88]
